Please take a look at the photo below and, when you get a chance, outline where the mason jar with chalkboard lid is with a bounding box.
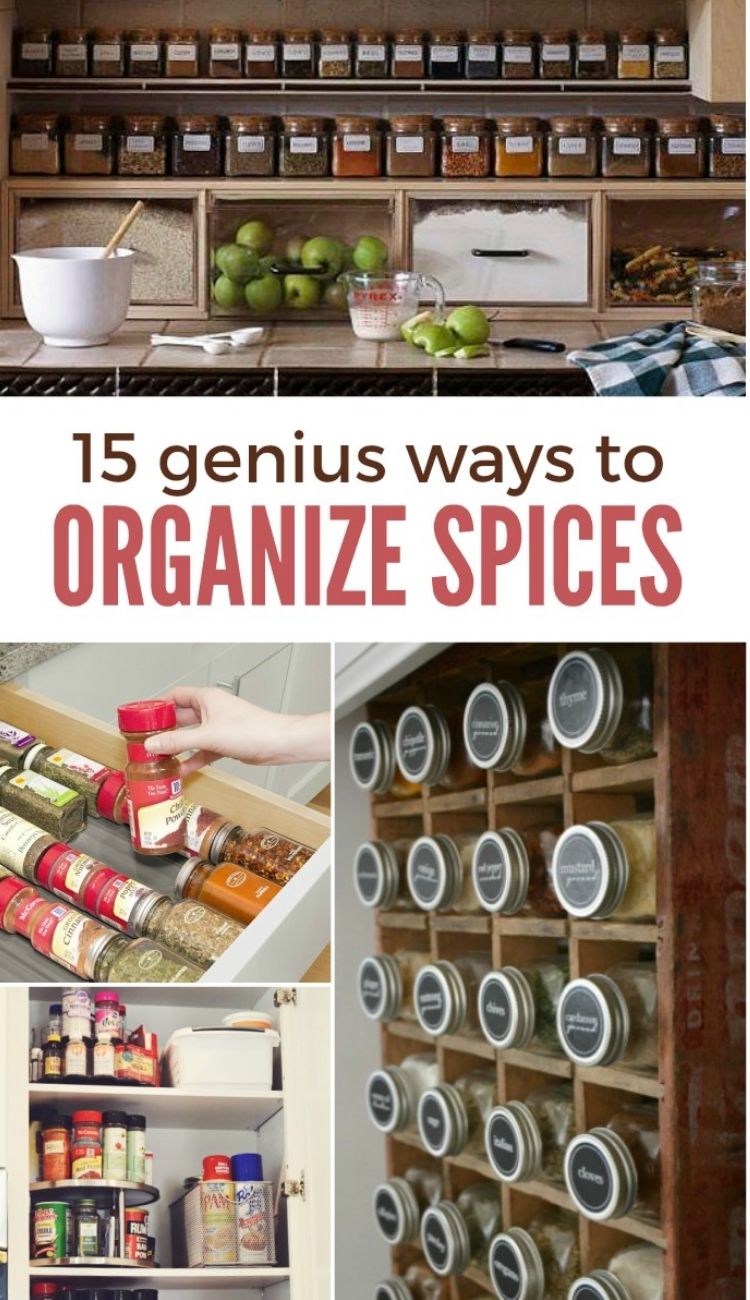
[349,720,419,798]
[472,826,562,917]
[488,1209,580,1300]
[564,1103,661,1222]
[478,961,567,1054]
[366,1052,439,1133]
[485,1084,574,1185]
[413,955,490,1037]
[547,648,653,765]
[353,839,412,910]
[417,1070,495,1157]
[395,703,476,791]
[420,1182,502,1276]
[556,963,658,1070]
[568,1244,665,1300]
[463,679,559,779]
[374,1282,413,1300]
[373,1165,442,1244]
[407,833,480,913]
[552,817,656,921]
[358,950,430,1022]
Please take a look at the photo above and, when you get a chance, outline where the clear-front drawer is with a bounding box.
[409,197,591,305]
[607,195,746,307]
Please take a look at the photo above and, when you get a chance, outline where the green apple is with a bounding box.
[352,235,389,272]
[284,274,321,310]
[235,219,275,256]
[454,343,491,359]
[401,310,438,345]
[411,322,458,356]
[323,278,348,311]
[245,272,283,312]
[285,235,306,264]
[337,240,355,270]
[446,305,491,346]
[213,275,248,310]
[301,236,343,280]
[215,243,259,285]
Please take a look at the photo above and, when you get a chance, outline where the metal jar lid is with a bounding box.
[568,1274,631,1300]
[485,1101,542,1183]
[414,960,467,1037]
[373,1176,420,1244]
[417,1082,469,1156]
[564,1128,638,1221]
[358,954,402,1022]
[556,974,629,1067]
[407,834,463,911]
[349,721,396,794]
[473,828,530,914]
[209,822,241,864]
[21,742,48,770]
[552,822,628,918]
[354,841,402,910]
[365,1066,413,1134]
[547,649,624,753]
[395,705,451,786]
[174,856,206,898]
[128,891,168,935]
[463,681,527,771]
[478,968,536,1049]
[489,1227,545,1300]
[375,1282,413,1300]
[420,1200,471,1276]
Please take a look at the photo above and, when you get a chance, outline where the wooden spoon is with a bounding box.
[100,199,145,259]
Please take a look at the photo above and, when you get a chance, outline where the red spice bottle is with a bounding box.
[117,701,186,856]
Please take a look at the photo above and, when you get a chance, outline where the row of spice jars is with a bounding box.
[0,719,127,821]
[14,27,688,81]
[36,1108,149,1183]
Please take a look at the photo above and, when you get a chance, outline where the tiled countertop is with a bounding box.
[0,643,75,684]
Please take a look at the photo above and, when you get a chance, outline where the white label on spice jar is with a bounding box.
[0,722,34,746]
[542,44,571,60]
[667,137,697,154]
[246,44,276,61]
[283,43,311,60]
[613,137,642,155]
[10,770,79,807]
[58,44,86,61]
[93,44,120,61]
[394,45,422,61]
[237,134,266,153]
[64,854,92,895]
[451,135,479,153]
[183,134,211,151]
[49,748,107,779]
[621,44,650,61]
[358,44,386,61]
[20,132,49,150]
[167,43,197,60]
[0,808,48,874]
[721,138,746,155]
[210,43,240,60]
[20,42,50,59]
[126,135,155,153]
[505,135,534,153]
[579,44,607,61]
[468,43,496,61]
[431,44,459,61]
[290,136,319,153]
[395,135,425,153]
[344,133,372,152]
[50,912,88,970]
[559,137,588,155]
[656,45,685,62]
[130,44,159,61]
[504,45,532,63]
[320,44,349,61]
[73,134,103,151]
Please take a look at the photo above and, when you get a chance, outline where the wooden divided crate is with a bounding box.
[363,643,744,1300]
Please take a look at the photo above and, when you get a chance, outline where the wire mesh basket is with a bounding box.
[170,1180,276,1268]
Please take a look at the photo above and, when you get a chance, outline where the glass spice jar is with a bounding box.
[356,31,388,78]
[118,115,168,176]
[0,871,39,932]
[318,31,352,78]
[707,115,746,179]
[466,32,499,79]
[209,28,242,78]
[165,29,200,78]
[570,1244,665,1300]
[281,31,314,79]
[213,823,313,883]
[576,31,609,80]
[15,895,116,981]
[224,115,276,177]
[654,29,688,80]
[654,117,704,178]
[486,1083,575,1185]
[407,832,481,913]
[489,1208,580,1300]
[130,893,243,968]
[421,1181,502,1276]
[180,803,231,859]
[358,949,431,1022]
[374,1165,443,1245]
[0,765,87,840]
[463,678,559,777]
[127,29,163,77]
[478,959,568,1053]
[279,116,330,177]
[23,744,116,818]
[547,117,598,178]
[401,1266,451,1300]
[0,808,55,879]
[55,30,89,77]
[117,700,186,854]
[552,816,656,921]
[42,1032,64,1079]
[175,857,281,924]
[557,961,658,1070]
[414,954,491,1037]
[692,262,746,335]
[502,30,536,79]
[386,116,437,178]
[64,115,115,176]
[65,1036,89,1079]
[245,31,277,78]
[395,702,477,789]
[392,32,425,79]
[539,31,573,80]
[417,1069,495,1157]
[366,1051,440,1133]
[353,838,413,910]
[71,1110,103,1179]
[349,721,420,798]
[564,1102,661,1223]
[429,32,463,80]
[17,28,53,77]
[547,647,654,764]
[10,114,61,175]
[332,117,382,178]
[92,30,125,77]
[494,117,544,177]
[42,1115,72,1181]
[472,825,563,917]
[95,932,203,983]
[617,31,652,79]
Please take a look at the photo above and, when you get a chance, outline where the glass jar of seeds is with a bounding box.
[209,27,242,77]
[356,31,388,78]
[429,31,463,80]
[617,30,652,79]
[92,29,125,77]
[16,28,54,77]
[600,116,652,178]
[539,30,573,79]
[494,117,544,178]
[654,29,688,79]
[332,116,382,178]
[707,115,746,179]
[501,29,535,78]
[171,115,222,176]
[386,116,436,178]
[575,30,609,79]
[245,31,278,78]
[55,30,89,77]
[130,893,243,969]
[279,116,330,177]
[127,29,162,77]
[281,31,314,78]
[224,115,276,176]
[466,32,499,79]
[547,117,598,178]
[11,113,61,175]
[318,31,352,78]
[655,117,705,179]
[64,114,116,175]
[440,116,490,178]
[118,115,168,176]
[164,29,200,78]
[392,31,425,78]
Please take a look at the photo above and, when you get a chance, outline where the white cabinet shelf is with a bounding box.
[28,1084,284,1130]
[29,1265,292,1289]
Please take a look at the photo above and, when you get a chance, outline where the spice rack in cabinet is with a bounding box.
[353,642,744,1300]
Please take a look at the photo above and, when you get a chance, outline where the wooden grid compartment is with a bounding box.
[364,643,744,1300]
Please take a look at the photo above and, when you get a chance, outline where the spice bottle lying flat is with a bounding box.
[0,764,87,840]
[175,857,281,925]
[0,718,39,766]
[211,823,312,884]
[23,742,120,818]
[94,932,203,984]
[0,807,57,879]
[130,892,244,968]
[117,700,186,856]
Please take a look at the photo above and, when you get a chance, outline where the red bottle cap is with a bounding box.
[117,700,177,734]
[203,1154,232,1180]
[32,1285,60,1297]
[34,843,70,887]
[72,1110,104,1123]
[97,770,127,820]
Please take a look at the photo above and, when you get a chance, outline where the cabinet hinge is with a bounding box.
[274,987,297,1007]
[282,1172,306,1199]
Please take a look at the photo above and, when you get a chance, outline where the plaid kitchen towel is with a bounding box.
[569,322,745,396]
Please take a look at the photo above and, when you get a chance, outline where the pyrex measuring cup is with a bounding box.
[344,272,445,341]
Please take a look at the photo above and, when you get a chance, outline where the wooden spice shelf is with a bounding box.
[7,76,693,96]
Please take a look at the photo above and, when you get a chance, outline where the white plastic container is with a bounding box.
[162,1026,280,1090]
[13,246,135,346]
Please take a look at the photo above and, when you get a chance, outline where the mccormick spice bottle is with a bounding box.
[332,117,382,178]
[23,743,121,817]
[14,895,117,980]
[175,857,282,925]
[0,870,39,932]
[0,765,87,839]
[182,803,234,857]
[211,823,313,883]
[463,677,559,776]
[547,647,654,764]
[92,29,125,77]
[117,700,186,855]
[391,31,425,78]
[0,807,56,879]
[439,117,490,178]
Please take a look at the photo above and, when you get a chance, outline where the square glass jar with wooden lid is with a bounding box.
[654,117,705,179]
[501,30,536,79]
[707,114,746,179]
[440,116,490,178]
[547,117,597,178]
[278,116,330,177]
[16,28,54,77]
[539,30,573,79]
[429,31,463,80]
[281,30,314,78]
[64,114,116,175]
[245,32,278,78]
[224,115,276,176]
[575,30,610,80]
[127,28,162,77]
[332,117,383,177]
[164,29,200,78]
[386,116,436,177]
[55,29,89,77]
[317,31,352,78]
[356,31,389,78]
[653,29,688,80]
[391,31,425,78]
[171,114,222,176]
[11,112,61,175]
[209,27,242,77]
[494,117,544,178]
[601,116,652,178]
[118,114,168,176]
[617,30,652,79]
[466,32,499,79]
[92,29,125,78]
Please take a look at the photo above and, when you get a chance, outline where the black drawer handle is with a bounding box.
[471,248,530,258]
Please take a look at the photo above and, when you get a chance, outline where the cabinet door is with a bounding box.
[278,988,331,1300]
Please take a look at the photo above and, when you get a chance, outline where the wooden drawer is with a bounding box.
[0,681,330,984]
